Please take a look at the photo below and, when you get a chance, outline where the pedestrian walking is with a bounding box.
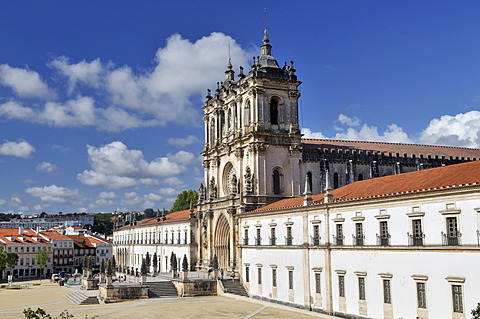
[220,268,224,280]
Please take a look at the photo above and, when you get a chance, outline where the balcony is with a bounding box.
[376,234,391,246]
[269,236,277,246]
[441,231,462,246]
[243,237,249,246]
[255,237,261,246]
[333,235,344,246]
[285,236,293,246]
[311,235,321,246]
[408,233,425,246]
[352,234,365,246]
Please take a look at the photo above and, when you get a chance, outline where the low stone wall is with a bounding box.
[172,279,217,297]
[82,278,99,290]
[98,283,148,303]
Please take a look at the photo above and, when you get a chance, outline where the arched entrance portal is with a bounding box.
[214,213,230,270]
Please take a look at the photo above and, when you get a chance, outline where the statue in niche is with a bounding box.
[198,183,205,202]
[209,177,217,199]
[244,166,253,194]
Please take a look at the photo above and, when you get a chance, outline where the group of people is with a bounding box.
[207,267,235,280]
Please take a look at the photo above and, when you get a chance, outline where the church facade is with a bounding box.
[195,30,480,274]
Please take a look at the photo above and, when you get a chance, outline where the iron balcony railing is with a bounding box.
[243,237,249,245]
[376,233,391,246]
[441,231,462,246]
[285,236,293,246]
[352,234,365,246]
[408,232,425,246]
[255,237,262,246]
[333,235,344,246]
[269,236,277,246]
[311,235,321,246]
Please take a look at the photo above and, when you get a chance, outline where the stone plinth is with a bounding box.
[82,277,99,290]
[98,283,148,303]
[172,279,217,297]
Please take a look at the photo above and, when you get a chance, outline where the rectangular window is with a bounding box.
[313,225,320,245]
[286,226,292,245]
[256,228,261,246]
[272,269,277,287]
[339,275,345,297]
[270,227,276,245]
[336,224,344,246]
[288,270,294,289]
[411,219,424,246]
[315,273,321,294]
[379,221,390,246]
[383,279,391,304]
[452,285,463,313]
[245,266,250,283]
[446,217,460,246]
[257,268,262,285]
[244,229,249,245]
[358,277,366,300]
[417,282,426,309]
[355,223,364,246]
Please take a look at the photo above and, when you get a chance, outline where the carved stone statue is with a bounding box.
[244,166,253,194]
[230,173,238,194]
[198,183,205,202]
[209,177,217,199]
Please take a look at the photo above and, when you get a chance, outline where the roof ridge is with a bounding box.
[301,138,480,151]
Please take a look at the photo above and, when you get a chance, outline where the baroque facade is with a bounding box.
[195,30,480,274]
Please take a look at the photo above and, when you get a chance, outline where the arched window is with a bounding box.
[358,173,364,181]
[244,100,251,127]
[273,169,281,195]
[333,172,339,189]
[307,171,313,193]
[270,98,279,125]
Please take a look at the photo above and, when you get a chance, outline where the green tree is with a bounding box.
[472,303,480,319]
[0,247,7,280]
[170,190,198,213]
[143,208,156,219]
[5,251,19,277]
[35,247,48,280]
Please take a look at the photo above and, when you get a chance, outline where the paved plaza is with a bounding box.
[0,279,339,319]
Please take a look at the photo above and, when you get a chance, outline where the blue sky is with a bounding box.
[1,1,480,215]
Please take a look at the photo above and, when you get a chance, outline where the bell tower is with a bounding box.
[196,30,302,271]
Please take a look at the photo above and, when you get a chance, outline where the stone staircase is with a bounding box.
[64,291,99,305]
[147,281,178,298]
[221,279,249,297]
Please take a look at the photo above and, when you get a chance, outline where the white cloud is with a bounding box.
[419,111,480,148]
[301,128,328,139]
[10,196,22,206]
[26,184,81,203]
[49,56,104,94]
[99,191,116,199]
[162,177,186,189]
[168,150,196,165]
[338,114,360,127]
[0,199,6,206]
[119,191,165,209]
[0,64,55,99]
[36,162,58,174]
[0,33,254,132]
[158,188,177,196]
[0,140,35,158]
[167,135,201,147]
[77,141,187,189]
[334,123,413,143]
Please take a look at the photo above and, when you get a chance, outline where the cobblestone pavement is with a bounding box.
[0,279,340,319]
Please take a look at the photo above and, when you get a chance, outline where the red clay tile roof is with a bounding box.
[40,231,73,241]
[0,228,49,244]
[302,138,480,159]
[251,160,480,213]
[118,209,195,230]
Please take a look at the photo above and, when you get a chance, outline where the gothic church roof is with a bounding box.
[302,139,480,160]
